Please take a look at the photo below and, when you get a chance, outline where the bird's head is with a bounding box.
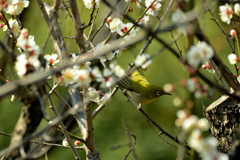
[146,85,172,101]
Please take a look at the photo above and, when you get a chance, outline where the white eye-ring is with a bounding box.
[156,91,161,96]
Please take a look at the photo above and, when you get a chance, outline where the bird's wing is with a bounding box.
[131,68,149,87]
[117,68,149,91]
[117,76,134,91]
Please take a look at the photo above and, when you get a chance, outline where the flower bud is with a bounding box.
[129,7,133,12]
[230,29,236,37]
[75,140,81,146]
[62,139,69,146]
[234,3,240,16]
[0,13,5,22]
[0,23,5,28]
[107,17,112,24]
[202,64,210,69]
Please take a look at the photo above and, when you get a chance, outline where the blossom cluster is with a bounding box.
[1,18,21,37]
[105,0,162,40]
[88,87,111,105]
[134,53,152,69]
[219,3,240,25]
[0,0,29,37]
[175,110,228,160]
[186,41,214,68]
[61,61,125,89]
[145,0,162,17]
[15,29,42,77]
[171,9,194,35]
[82,0,101,9]
[0,0,29,15]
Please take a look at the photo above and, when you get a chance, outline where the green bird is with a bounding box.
[118,68,171,104]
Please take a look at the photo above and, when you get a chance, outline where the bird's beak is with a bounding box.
[164,92,172,95]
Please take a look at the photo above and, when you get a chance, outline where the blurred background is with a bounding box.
[0,0,234,159]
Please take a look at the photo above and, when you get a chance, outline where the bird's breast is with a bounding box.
[129,91,153,104]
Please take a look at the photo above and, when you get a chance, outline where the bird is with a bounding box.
[117,68,171,104]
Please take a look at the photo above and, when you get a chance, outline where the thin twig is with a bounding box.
[92,87,119,119]
[122,122,137,160]
[90,0,122,42]
[68,0,85,53]
[46,88,81,160]
[46,82,72,110]
[122,91,191,150]
[147,120,190,156]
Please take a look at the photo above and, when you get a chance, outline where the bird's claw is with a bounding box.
[137,103,142,110]
[122,89,127,95]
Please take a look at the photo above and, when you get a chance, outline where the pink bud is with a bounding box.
[186,100,194,108]
[180,79,187,87]
[2,2,8,8]
[11,94,19,101]
[191,77,198,84]
[0,13,5,22]
[202,64,210,69]
[230,29,236,37]
[20,29,29,38]
[129,7,133,12]
[107,17,112,24]
[75,140,81,146]
[233,74,238,78]
[0,23,5,28]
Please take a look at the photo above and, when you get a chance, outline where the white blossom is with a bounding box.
[94,43,115,62]
[88,87,100,102]
[173,97,183,107]
[134,53,152,69]
[117,22,136,40]
[5,0,29,15]
[100,68,116,88]
[228,53,238,64]
[17,29,40,57]
[145,0,162,17]
[196,118,209,131]
[62,68,76,86]
[182,115,198,131]
[234,3,240,16]
[2,19,20,37]
[15,53,41,77]
[62,139,69,146]
[82,0,101,9]
[109,18,122,33]
[138,15,149,26]
[187,78,197,92]
[97,92,111,105]
[189,129,203,151]
[72,53,91,69]
[73,69,91,87]
[15,54,28,77]
[186,42,214,68]
[200,137,218,160]
[44,54,59,67]
[219,3,233,24]
[171,9,193,35]
[109,63,125,78]
[91,66,104,82]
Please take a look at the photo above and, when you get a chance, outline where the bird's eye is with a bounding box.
[156,91,161,96]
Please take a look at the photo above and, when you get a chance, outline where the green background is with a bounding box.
[0,1,234,160]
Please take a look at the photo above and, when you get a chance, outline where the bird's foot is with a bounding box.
[122,89,127,95]
[137,103,142,110]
